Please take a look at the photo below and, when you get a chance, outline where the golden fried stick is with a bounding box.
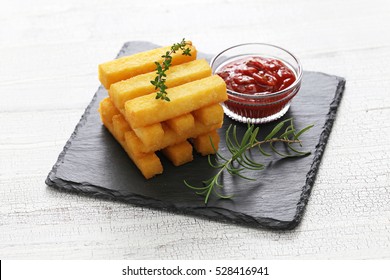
[99,98,163,179]
[102,97,222,154]
[162,141,193,167]
[193,103,224,126]
[193,130,221,156]
[109,59,211,111]
[99,43,197,89]
[125,75,227,129]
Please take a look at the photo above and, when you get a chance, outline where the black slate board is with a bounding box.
[46,41,345,230]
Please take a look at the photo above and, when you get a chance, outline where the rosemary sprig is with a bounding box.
[184,118,314,204]
[151,38,192,101]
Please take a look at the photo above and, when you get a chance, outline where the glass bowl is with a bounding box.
[210,43,302,124]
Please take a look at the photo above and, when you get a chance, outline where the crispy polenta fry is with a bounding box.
[99,44,197,89]
[162,141,193,166]
[125,75,227,129]
[134,121,222,154]
[99,98,163,179]
[165,113,195,136]
[193,130,221,156]
[133,123,165,147]
[109,59,211,111]
[192,103,224,126]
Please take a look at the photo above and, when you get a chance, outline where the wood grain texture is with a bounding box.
[1,0,390,259]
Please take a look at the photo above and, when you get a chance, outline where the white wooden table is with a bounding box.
[1,0,389,259]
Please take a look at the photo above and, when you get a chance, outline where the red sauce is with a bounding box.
[216,56,296,95]
[216,56,300,121]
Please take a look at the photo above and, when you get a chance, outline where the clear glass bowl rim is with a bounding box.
[210,42,303,99]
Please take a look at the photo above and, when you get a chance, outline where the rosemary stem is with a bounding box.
[250,138,301,149]
[184,119,313,205]
[204,159,231,204]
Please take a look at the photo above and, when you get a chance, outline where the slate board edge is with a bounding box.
[45,41,346,230]
[292,74,346,229]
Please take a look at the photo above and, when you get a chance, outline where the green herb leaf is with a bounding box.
[184,119,313,204]
[152,39,192,101]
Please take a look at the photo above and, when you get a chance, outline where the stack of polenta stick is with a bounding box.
[98,42,228,179]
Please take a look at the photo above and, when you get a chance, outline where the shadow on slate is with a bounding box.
[46,41,346,230]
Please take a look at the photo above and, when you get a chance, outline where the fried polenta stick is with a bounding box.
[109,59,211,111]
[162,141,193,167]
[128,102,223,146]
[165,113,195,136]
[132,120,222,154]
[99,98,163,179]
[99,43,197,89]
[125,75,227,129]
[192,103,224,126]
[193,130,221,156]
[99,98,202,177]
[102,97,222,154]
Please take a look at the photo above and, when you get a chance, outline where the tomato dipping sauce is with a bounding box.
[211,44,302,124]
[216,56,297,95]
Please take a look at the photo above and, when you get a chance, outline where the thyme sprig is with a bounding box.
[184,118,314,204]
[151,38,192,101]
